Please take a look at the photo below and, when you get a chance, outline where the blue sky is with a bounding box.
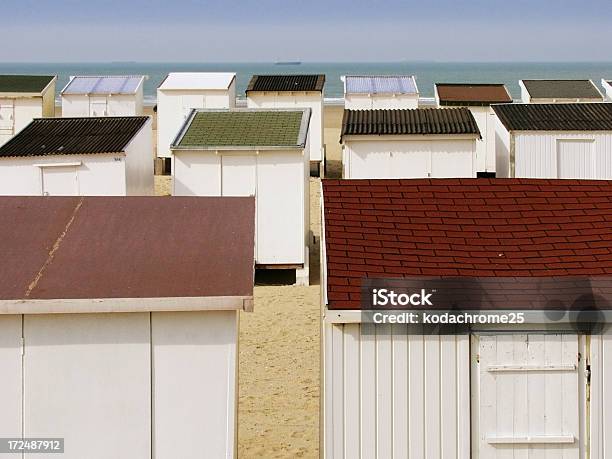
[3,0,612,61]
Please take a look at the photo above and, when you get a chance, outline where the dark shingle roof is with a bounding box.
[0,117,149,158]
[493,103,612,131]
[322,178,612,309]
[341,108,480,140]
[436,83,512,106]
[0,75,56,94]
[174,109,310,148]
[521,79,603,100]
[246,75,325,93]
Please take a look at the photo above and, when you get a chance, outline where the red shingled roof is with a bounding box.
[322,178,612,309]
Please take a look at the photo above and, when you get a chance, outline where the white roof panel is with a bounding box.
[62,75,145,95]
[344,75,418,95]
[158,72,236,90]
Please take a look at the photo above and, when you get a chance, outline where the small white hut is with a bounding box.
[0,195,255,459]
[435,83,512,177]
[0,75,57,146]
[493,103,612,179]
[342,75,419,109]
[60,75,146,117]
[157,72,236,159]
[341,108,481,179]
[246,74,325,175]
[0,116,153,196]
[171,108,311,285]
[602,79,612,101]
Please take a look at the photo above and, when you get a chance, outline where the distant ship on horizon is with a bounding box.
[274,61,302,65]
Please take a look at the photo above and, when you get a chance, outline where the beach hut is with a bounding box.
[0,195,254,459]
[602,79,612,101]
[157,72,236,161]
[341,108,481,179]
[0,117,153,196]
[0,75,57,146]
[342,75,419,109]
[246,74,325,176]
[321,178,612,458]
[519,79,604,103]
[171,108,311,285]
[493,103,612,179]
[435,83,513,176]
[60,75,146,117]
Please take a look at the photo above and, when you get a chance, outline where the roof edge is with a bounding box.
[0,295,254,314]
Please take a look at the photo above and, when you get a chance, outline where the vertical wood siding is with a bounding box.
[324,323,470,459]
[514,132,612,179]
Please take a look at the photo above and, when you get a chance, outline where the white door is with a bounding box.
[89,97,108,116]
[23,314,151,459]
[557,140,595,179]
[256,152,303,264]
[475,334,582,459]
[389,141,430,178]
[348,141,391,178]
[0,99,15,135]
[41,166,78,196]
[0,316,22,459]
[221,154,256,196]
[431,140,474,177]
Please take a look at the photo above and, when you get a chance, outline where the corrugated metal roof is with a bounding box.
[344,75,418,95]
[0,196,255,300]
[492,103,612,131]
[61,75,145,95]
[0,117,149,157]
[174,109,310,149]
[322,178,612,310]
[246,74,325,93]
[0,75,56,94]
[341,108,480,140]
[521,79,604,100]
[436,83,512,106]
[158,72,236,90]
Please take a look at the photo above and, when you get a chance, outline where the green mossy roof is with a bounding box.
[0,75,55,93]
[178,111,305,147]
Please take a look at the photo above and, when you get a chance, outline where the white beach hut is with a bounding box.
[602,79,612,101]
[157,72,236,159]
[0,195,255,459]
[493,103,612,179]
[435,83,513,176]
[341,108,481,179]
[321,178,612,459]
[519,79,604,103]
[0,75,57,146]
[246,74,325,175]
[60,75,146,117]
[0,117,153,196]
[342,75,419,109]
[171,108,311,285]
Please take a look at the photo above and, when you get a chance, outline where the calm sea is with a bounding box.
[1,62,612,103]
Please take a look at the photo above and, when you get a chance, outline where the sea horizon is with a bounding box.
[2,61,611,102]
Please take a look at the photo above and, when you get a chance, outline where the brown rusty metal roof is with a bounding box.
[246,74,325,93]
[341,108,480,141]
[0,117,149,158]
[0,197,255,300]
[436,83,512,106]
[493,103,612,131]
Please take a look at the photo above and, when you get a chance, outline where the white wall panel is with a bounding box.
[324,323,470,459]
[23,313,151,459]
[0,315,22,459]
[152,311,239,459]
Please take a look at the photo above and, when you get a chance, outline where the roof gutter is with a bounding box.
[0,295,254,315]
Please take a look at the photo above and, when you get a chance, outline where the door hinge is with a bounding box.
[21,337,25,356]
